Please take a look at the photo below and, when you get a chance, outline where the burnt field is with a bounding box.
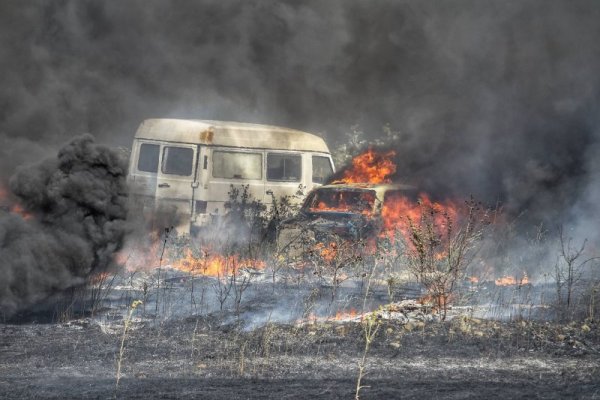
[1,273,600,400]
[1,306,599,399]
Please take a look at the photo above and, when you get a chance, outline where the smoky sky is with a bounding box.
[1,0,599,238]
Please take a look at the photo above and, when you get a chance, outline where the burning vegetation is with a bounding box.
[2,145,600,400]
[106,147,600,328]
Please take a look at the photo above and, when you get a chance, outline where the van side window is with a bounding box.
[213,151,262,180]
[312,156,333,183]
[162,146,194,176]
[267,153,301,182]
[137,143,160,173]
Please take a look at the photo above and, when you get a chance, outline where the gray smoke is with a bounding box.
[0,1,599,242]
[0,135,128,317]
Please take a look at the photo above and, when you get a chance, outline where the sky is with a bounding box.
[1,0,599,239]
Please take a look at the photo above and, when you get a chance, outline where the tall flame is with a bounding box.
[381,192,459,245]
[333,148,396,184]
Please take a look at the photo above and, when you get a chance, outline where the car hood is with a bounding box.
[281,211,377,238]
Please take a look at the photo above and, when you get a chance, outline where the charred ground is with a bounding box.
[1,310,599,399]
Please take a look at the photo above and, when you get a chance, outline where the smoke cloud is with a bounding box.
[0,135,128,317]
[1,1,599,240]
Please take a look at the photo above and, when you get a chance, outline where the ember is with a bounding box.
[314,242,338,263]
[297,308,361,325]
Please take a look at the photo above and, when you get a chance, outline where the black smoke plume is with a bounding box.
[1,1,599,242]
[0,135,128,318]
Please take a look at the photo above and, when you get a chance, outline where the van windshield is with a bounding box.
[304,188,376,215]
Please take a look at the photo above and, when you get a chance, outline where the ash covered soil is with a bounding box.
[1,314,599,399]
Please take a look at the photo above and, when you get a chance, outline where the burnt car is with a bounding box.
[277,183,416,259]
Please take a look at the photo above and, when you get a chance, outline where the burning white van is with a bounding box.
[127,119,335,234]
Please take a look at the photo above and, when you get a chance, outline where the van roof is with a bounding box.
[134,118,331,153]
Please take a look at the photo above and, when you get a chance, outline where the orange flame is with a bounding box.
[308,190,375,215]
[333,148,396,184]
[314,242,338,262]
[495,273,530,286]
[116,231,163,270]
[172,248,266,277]
[118,239,266,278]
[297,308,361,325]
[380,192,459,247]
[309,150,461,261]
[333,308,359,321]
[418,293,451,312]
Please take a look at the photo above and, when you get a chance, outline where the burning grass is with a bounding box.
[4,147,600,398]
[107,149,599,327]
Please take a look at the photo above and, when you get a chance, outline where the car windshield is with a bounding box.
[304,188,376,215]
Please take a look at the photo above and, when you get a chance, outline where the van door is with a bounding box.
[264,151,304,203]
[155,143,198,232]
[128,140,161,200]
[207,149,265,214]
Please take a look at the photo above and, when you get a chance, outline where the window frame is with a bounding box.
[211,149,263,180]
[311,155,333,184]
[266,152,302,182]
[160,145,195,177]
[136,142,161,174]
